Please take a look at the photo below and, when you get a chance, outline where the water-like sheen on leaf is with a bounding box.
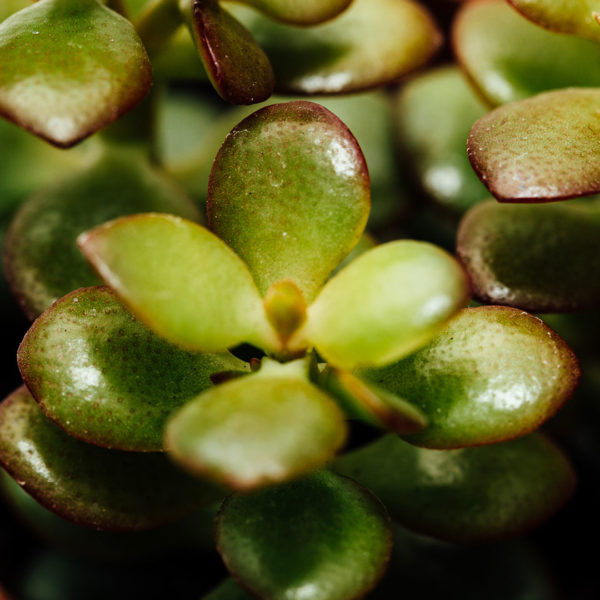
[227,0,441,95]
[165,364,346,489]
[457,200,600,312]
[236,0,352,25]
[5,149,200,320]
[18,286,249,452]
[208,101,370,301]
[78,213,277,353]
[361,307,580,448]
[455,0,600,106]
[295,241,469,369]
[0,0,152,147]
[216,471,392,600]
[468,89,600,201]
[509,0,600,42]
[0,387,219,531]
[181,0,274,104]
[333,433,575,543]
[396,66,489,213]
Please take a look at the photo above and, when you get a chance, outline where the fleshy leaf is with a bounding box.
[0,387,219,531]
[18,286,249,452]
[0,0,152,147]
[455,0,600,106]
[319,367,427,434]
[508,0,600,42]
[0,1,31,21]
[5,149,200,320]
[361,306,580,448]
[468,88,600,201]
[236,0,352,25]
[208,101,370,301]
[333,433,575,543]
[181,0,274,104]
[165,359,346,489]
[78,213,277,353]
[216,471,392,600]
[396,66,489,213]
[229,0,441,95]
[457,200,600,312]
[294,241,469,369]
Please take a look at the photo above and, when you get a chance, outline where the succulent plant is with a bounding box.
[0,0,596,598]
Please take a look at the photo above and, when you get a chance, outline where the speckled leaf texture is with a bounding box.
[0,0,152,147]
[396,66,489,214]
[468,89,600,201]
[216,471,392,600]
[0,387,219,531]
[18,286,249,452]
[454,0,600,106]
[4,149,200,320]
[166,362,346,489]
[181,0,274,104]
[509,0,600,42]
[457,200,600,312]
[334,433,576,543]
[237,0,352,25]
[361,306,579,448]
[208,101,369,302]
[228,0,441,95]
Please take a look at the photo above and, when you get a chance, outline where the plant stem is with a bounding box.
[135,0,183,57]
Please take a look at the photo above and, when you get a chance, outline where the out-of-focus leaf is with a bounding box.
[333,433,575,543]
[0,0,152,147]
[468,89,600,201]
[236,0,352,25]
[361,306,579,448]
[216,471,392,600]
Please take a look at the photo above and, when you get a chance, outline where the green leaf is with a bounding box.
[165,359,346,489]
[229,0,441,95]
[0,386,219,531]
[181,0,274,104]
[203,579,253,600]
[468,88,600,201]
[396,66,489,213]
[333,433,575,543]
[0,0,152,147]
[216,470,392,600]
[509,0,600,42]
[18,286,249,452]
[0,1,31,22]
[78,213,278,353]
[457,199,600,312]
[236,0,352,25]
[361,306,580,448]
[294,241,469,369]
[455,0,600,106]
[208,101,369,302]
[5,148,201,320]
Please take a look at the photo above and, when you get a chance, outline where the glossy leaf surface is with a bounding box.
[79,214,277,353]
[237,0,352,25]
[396,66,489,213]
[229,0,441,95]
[18,286,248,452]
[457,200,600,312]
[509,0,600,42]
[333,433,575,543]
[208,101,369,301]
[5,149,200,320]
[182,0,274,104]
[468,88,600,201]
[166,361,346,489]
[0,0,151,147]
[216,471,392,600]
[0,387,219,531]
[455,0,600,106]
[362,307,579,448]
[296,241,469,369]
